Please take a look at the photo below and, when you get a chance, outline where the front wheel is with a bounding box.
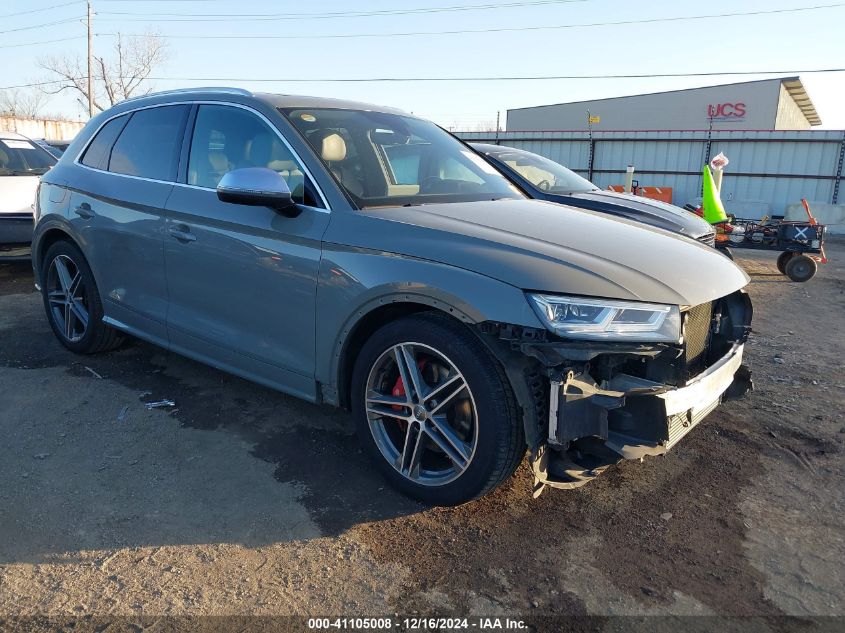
[351,313,525,506]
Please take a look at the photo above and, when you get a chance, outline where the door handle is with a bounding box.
[73,203,94,219]
[168,226,197,242]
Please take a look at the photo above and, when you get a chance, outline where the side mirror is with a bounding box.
[216,167,296,214]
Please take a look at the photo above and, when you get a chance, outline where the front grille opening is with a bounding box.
[683,301,714,376]
[697,233,716,248]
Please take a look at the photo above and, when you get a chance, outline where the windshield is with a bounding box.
[281,108,523,208]
[0,137,56,176]
[488,147,596,194]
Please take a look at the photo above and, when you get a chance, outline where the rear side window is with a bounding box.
[80,114,128,169]
[108,105,189,181]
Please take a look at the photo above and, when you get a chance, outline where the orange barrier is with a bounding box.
[608,185,673,204]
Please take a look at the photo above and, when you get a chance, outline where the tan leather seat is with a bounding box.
[321,133,347,162]
[317,131,364,197]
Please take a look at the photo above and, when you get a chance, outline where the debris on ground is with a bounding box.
[84,366,103,379]
[144,400,176,410]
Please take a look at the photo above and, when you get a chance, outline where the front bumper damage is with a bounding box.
[481,290,753,496]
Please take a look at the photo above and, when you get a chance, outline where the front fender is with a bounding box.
[315,244,544,394]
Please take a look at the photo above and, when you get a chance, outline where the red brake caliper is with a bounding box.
[391,359,427,412]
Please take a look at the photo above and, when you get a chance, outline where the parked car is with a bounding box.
[34,139,73,159]
[472,143,716,246]
[1,131,57,258]
[32,88,752,505]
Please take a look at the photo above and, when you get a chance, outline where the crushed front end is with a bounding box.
[481,289,753,495]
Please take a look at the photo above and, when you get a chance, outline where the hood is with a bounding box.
[0,175,39,216]
[560,190,713,239]
[328,199,748,307]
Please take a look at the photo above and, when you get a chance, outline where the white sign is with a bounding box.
[0,139,35,150]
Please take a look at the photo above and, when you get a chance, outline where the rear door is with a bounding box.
[163,103,330,400]
[71,105,189,344]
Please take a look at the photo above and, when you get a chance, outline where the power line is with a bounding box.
[104,3,845,40]
[5,68,844,91]
[96,0,588,22]
[0,35,84,49]
[0,1,80,18]
[0,16,85,35]
[148,68,845,82]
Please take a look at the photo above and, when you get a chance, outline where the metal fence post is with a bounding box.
[833,130,845,204]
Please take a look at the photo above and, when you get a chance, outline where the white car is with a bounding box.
[1,131,57,257]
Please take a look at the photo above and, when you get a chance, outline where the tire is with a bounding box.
[40,240,124,354]
[784,254,817,283]
[351,312,525,506]
[776,251,795,274]
[721,247,734,261]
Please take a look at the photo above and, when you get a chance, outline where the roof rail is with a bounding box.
[121,86,253,104]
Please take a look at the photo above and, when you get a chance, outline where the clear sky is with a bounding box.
[3,0,845,129]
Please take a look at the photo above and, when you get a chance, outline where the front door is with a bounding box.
[164,104,330,401]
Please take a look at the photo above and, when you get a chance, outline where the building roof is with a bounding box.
[508,76,821,126]
[780,77,821,125]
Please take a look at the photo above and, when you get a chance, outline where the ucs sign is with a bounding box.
[707,102,746,121]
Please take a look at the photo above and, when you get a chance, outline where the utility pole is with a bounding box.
[87,0,93,117]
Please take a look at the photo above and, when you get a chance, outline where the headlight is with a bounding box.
[527,294,681,342]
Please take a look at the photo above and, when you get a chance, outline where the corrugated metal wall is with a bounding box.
[459,130,845,218]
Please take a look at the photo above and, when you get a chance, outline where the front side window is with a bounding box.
[188,104,315,206]
[108,105,188,181]
[491,148,596,194]
[281,108,523,208]
[0,137,56,176]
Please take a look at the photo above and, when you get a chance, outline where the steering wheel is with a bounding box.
[419,176,446,193]
[536,179,552,191]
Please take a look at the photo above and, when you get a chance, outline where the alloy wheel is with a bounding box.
[46,254,89,343]
[365,342,478,486]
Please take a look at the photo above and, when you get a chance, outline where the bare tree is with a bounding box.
[39,33,168,114]
[0,88,47,118]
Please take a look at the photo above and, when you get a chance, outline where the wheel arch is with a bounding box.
[329,294,479,409]
[32,225,79,284]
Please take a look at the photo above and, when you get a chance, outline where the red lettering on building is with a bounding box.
[707,102,747,120]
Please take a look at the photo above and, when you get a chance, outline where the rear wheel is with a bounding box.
[784,254,817,282]
[41,240,124,354]
[776,251,795,274]
[351,313,525,506]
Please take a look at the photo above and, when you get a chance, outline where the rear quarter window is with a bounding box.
[80,114,129,170]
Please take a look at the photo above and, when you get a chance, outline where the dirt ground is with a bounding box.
[1,240,843,628]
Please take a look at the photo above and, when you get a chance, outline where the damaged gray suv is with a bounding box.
[32,88,752,505]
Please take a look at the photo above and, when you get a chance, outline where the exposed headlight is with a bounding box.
[527,294,682,342]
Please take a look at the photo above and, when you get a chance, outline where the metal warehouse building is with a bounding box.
[506,77,821,131]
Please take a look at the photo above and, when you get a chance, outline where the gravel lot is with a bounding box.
[1,241,843,626]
